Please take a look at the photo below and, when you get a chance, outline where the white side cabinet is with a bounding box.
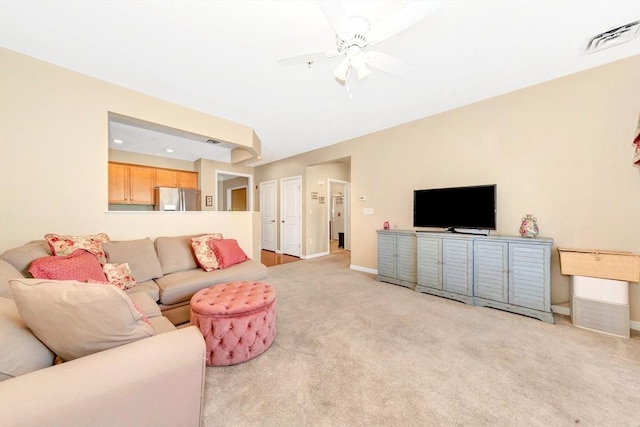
[378,230,554,323]
[377,230,416,289]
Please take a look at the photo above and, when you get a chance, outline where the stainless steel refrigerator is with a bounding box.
[154,187,201,211]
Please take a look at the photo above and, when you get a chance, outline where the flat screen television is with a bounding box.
[413,184,496,231]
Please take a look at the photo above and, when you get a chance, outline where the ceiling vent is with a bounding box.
[585,20,640,54]
[206,139,222,145]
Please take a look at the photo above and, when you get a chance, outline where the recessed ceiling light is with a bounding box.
[113,139,123,144]
[165,148,174,153]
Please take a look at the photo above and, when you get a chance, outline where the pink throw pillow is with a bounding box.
[207,239,248,269]
[29,250,108,282]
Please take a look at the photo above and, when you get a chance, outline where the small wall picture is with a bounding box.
[311,192,318,200]
[205,195,213,207]
[319,196,326,204]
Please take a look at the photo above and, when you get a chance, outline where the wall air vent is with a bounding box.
[206,139,222,145]
[586,20,640,54]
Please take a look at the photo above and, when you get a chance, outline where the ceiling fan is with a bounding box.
[278,1,442,86]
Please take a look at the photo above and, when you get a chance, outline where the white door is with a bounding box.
[260,180,277,252]
[281,176,301,257]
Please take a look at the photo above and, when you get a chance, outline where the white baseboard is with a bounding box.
[350,264,377,275]
[551,304,571,316]
[552,304,639,332]
[301,251,329,260]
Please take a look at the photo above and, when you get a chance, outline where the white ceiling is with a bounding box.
[1,1,639,166]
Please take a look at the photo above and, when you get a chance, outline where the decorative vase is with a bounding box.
[519,214,539,238]
[383,221,390,230]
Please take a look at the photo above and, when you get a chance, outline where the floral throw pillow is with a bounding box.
[190,233,223,272]
[102,262,137,291]
[45,233,110,265]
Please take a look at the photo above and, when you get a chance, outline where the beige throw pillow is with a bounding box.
[102,238,163,282]
[0,297,55,381]
[9,279,155,361]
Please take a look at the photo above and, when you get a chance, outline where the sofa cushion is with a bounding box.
[154,259,268,305]
[102,262,137,290]
[155,235,200,275]
[147,316,177,334]
[9,279,155,361]
[0,297,55,381]
[0,260,23,299]
[208,239,248,269]
[190,234,224,272]
[127,292,162,318]
[45,233,110,265]
[103,238,163,283]
[125,279,160,302]
[0,240,51,277]
[28,250,108,282]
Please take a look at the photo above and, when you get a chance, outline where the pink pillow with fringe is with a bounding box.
[207,239,248,269]
[29,250,107,282]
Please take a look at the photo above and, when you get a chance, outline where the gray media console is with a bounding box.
[376,230,554,323]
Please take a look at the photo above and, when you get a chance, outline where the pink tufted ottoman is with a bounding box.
[190,281,276,366]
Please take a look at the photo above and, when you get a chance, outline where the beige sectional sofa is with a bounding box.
[1,234,268,324]
[0,234,268,426]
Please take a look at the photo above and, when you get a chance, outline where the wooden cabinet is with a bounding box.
[108,163,154,205]
[155,169,178,188]
[154,168,198,189]
[377,230,416,289]
[474,239,551,313]
[417,234,473,297]
[109,162,199,206]
[378,230,554,323]
[177,171,198,189]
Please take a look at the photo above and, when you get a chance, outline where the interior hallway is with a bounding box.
[261,240,348,267]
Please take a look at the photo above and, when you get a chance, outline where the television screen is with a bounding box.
[413,185,496,230]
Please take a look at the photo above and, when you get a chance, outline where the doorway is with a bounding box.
[215,170,253,211]
[328,179,350,254]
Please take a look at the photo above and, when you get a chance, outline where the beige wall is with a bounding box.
[256,56,640,321]
[2,46,638,321]
[0,48,260,259]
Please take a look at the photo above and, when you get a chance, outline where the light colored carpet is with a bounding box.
[203,252,640,426]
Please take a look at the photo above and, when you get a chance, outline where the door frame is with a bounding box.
[280,175,302,257]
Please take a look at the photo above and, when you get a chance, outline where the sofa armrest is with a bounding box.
[0,326,206,427]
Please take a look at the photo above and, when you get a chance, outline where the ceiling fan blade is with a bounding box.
[277,50,334,66]
[365,51,410,76]
[333,57,350,85]
[317,1,349,38]
[367,0,442,45]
